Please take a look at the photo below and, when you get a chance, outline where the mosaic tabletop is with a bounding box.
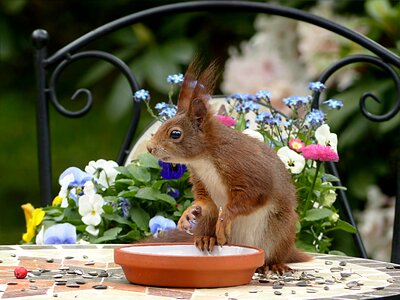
[0,244,399,300]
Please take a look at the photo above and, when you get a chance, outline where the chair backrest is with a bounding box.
[32,1,400,263]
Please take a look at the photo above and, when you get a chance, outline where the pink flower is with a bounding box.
[216,115,237,127]
[302,144,339,162]
[289,139,305,152]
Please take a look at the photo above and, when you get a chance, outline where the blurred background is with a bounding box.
[0,0,399,260]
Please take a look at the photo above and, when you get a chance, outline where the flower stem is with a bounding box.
[304,161,322,213]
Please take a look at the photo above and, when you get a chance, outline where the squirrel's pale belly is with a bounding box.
[188,159,229,208]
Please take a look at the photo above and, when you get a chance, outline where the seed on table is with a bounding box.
[98,271,109,277]
[83,255,88,259]
[274,291,282,296]
[29,279,36,283]
[272,285,283,289]
[64,256,74,260]
[76,280,86,285]
[82,274,95,279]
[53,294,58,298]
[59,266,69,271]
[31,271,42,276]
[296,281,308,287]
[0,259,3,263]
[92,285,107,290]
[249,290,258,293]
[74,269,83,275]
[339,261,347,266]
[259,278,269,283]
[7,282,18,285]
[330,267,343,272]
[324,286,330,290]
[386,264,395,269]
[10,253,16,257]
[66,283,80,288]
[40,269,51,273]
[88,271,98,276]
[306,288,317,293]
[291,290,296,294]
[53,274,63,279]
[325,261,333,265]
[55,279,67,283]
[55,282,66,286]
[84,261,95,266]
[387,278,395,283]
[46,258,54,263]
[375,286,385,290]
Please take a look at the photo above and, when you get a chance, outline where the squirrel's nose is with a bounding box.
[147,141,154,154]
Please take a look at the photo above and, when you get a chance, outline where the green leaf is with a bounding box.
[130,207,150,230]
[304,208,333,221]
[102,213,133,227]
[138,153,161,169]
[152,180,167,190]
[330,220,357,233]
[328,250,347,256]
[119,229,143,242]
[127,165,151,183]
[94,227,122,243]
[118,187,139,198]
[156,193,176,206]
[102,204,114,214]
[135,187,159,201]
[115,166,132,178]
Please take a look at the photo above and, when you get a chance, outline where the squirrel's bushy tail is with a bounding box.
[140,229,194,244]
[286,248,312,263]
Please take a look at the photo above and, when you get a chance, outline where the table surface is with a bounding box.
[0,244,399,300]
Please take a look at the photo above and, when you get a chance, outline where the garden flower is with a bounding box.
[58,167,93,207]
[155,103,177,120]
[85,159,119,188]
[21,203,45,243]
[315,124,338,152]
[302,144,339,162]
[308,81,326,92]
[277,146,306,174]
[305,109,325,127]
[288,138,305,152]
[256,89,272,102]
[243,128,264,142]
[283,95,310,108]
[323,99,343,109]
[78,181,105,226]
[85,225,99,237]
[166,73,184,85]
[216,115,237,127]
[134,89,150,101]
[42,223,77,244]
[149,215,176,237]
[118,197,131,218]
[159,161,186,180]
[167,186,180,199]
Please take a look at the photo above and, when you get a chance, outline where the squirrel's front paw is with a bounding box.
[178,205,202,232]
[194,236,216,252]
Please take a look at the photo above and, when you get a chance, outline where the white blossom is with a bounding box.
[85,159,119,188]
[277,146,305,174]
[78,181,104,226]
[315,124,338,152]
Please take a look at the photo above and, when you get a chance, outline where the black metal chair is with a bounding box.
[32,1,400,263]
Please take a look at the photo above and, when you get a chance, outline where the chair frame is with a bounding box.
[32,1,400,263]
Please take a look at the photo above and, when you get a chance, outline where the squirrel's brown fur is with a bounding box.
[147,59,311,274]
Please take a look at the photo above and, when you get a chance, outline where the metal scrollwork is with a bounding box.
[48,50,140,118]
[312,54,400,122]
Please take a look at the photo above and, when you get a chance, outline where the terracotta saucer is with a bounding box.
[114,242,265,288]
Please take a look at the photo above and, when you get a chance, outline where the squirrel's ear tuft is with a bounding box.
[177,57,220,113]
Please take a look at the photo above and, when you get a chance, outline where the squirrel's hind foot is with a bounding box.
[257,263,293,275]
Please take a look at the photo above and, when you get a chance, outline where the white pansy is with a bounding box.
[35,226,45,245]
[78,181,104,226]
[315,124,337,152]
[58,173,74,208]
[85,225,99,237]
[85,159,119,187]
[243,129,264,142]
[277,146,306,174]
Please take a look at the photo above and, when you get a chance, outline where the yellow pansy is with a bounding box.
[21,203,45,243]
[52,196,63,206]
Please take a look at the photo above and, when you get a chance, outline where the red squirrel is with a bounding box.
[146,60,311,274]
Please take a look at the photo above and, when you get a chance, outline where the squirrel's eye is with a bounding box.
[170,130,182,139]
